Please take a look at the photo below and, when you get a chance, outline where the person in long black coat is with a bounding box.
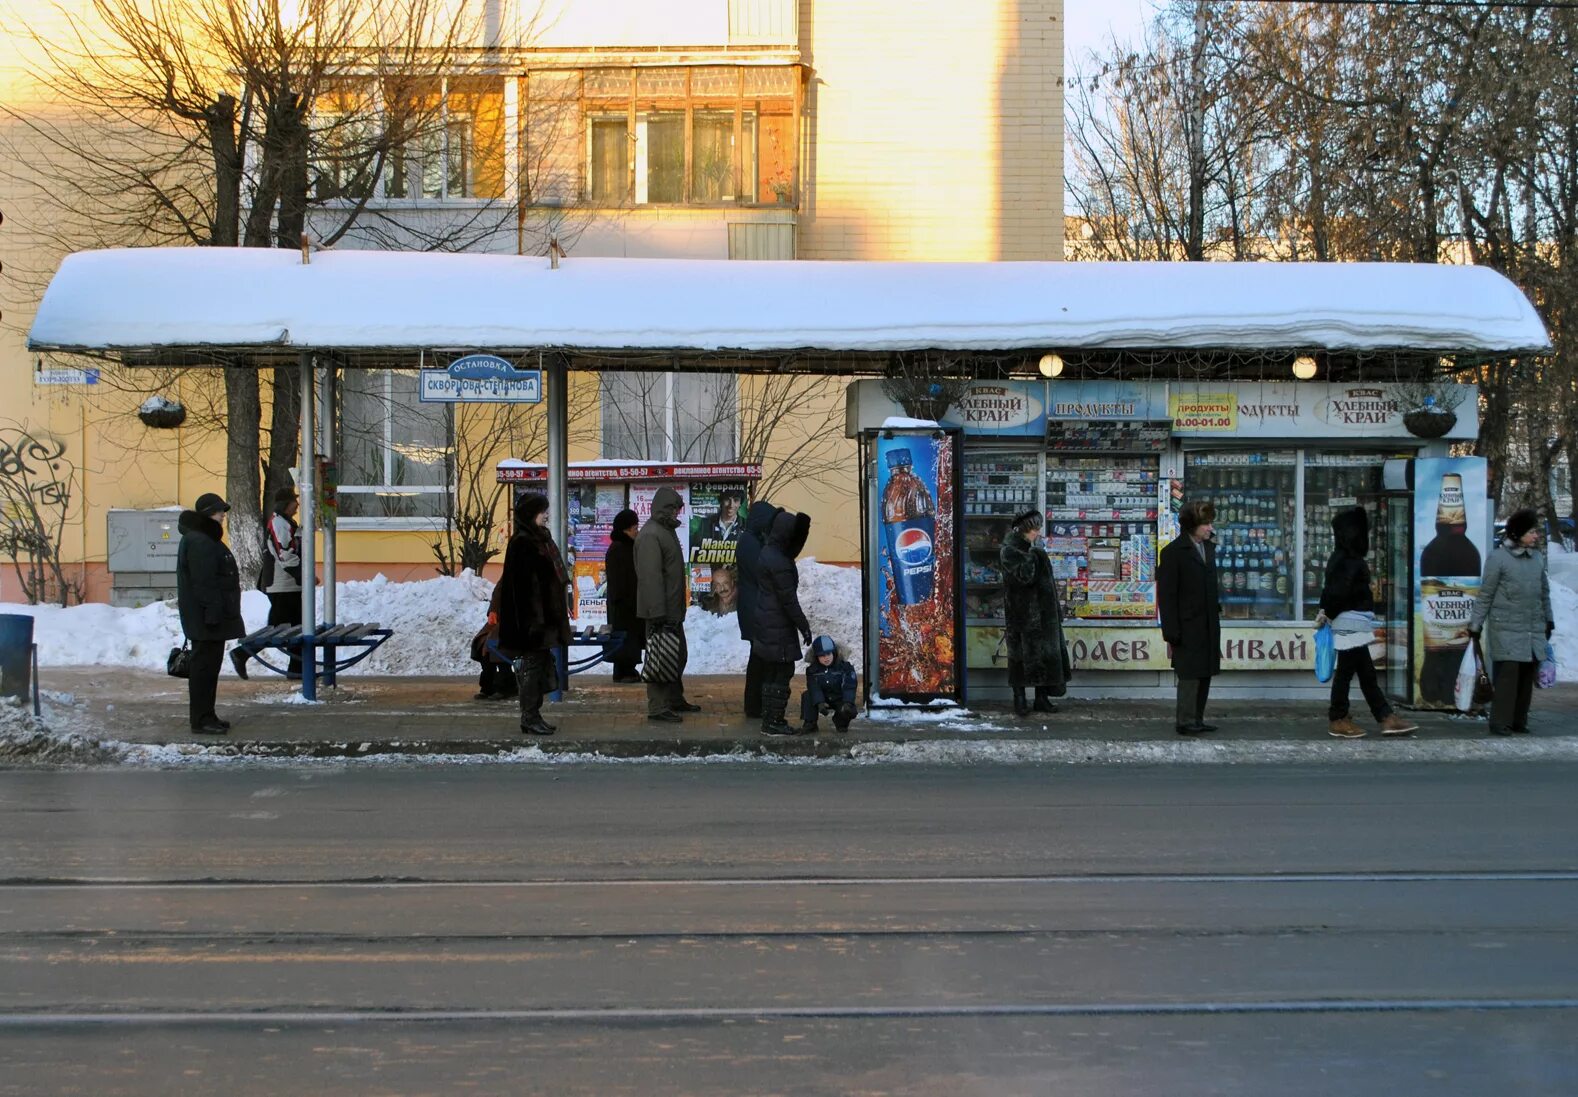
[999,510,1068,717]
[175,492,245,735]
[1157,499,1222,735]
[496,493,573,736]
[735,499,782,718]
[752,509,813,735]
[604,508,643,683]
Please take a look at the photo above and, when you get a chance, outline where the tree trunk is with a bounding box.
[264,365,300,513]
[224,363,264,587]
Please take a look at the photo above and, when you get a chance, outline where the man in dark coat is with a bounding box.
[752,509,814,735]
[1157,499,1222,735]
[604,508,643,683]
[735,499,782,718]
[175,492,245,734]
[635,487,698,721]
[496,494,573,735]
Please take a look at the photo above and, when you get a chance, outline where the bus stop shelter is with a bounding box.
[26,247,1551,698]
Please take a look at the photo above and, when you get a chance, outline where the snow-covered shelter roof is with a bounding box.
[27,248,1551,366]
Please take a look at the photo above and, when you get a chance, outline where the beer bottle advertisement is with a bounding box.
[875,432,962,701]
[1412,457,1488,708]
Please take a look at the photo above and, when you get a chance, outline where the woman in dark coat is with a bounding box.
[496,493,572,735]
[1157,499,1222,735]
[604,508,643,683]
[999,509,1068,717]
[735,500,782,718]
[752,510,813,735]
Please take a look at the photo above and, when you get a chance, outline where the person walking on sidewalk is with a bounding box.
[1157,499,1221,736]
[604,509,644,683]
[635,487,699,722]
[754,509,814,735]
[1315,507,1418,739]
[735,499,781,719]
[496,493,572,736]
[175,492,245,735]
[999,509,1069,717]
[1469,508,1554,736]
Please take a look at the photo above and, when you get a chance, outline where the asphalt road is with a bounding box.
[1,762,1576,1095]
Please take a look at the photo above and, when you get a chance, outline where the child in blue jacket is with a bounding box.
[800,635,858,733]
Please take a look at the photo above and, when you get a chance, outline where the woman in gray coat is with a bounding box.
[1468,508,1554,735]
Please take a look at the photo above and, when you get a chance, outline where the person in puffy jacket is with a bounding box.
[752,509,813,735]
[735,499,781,718]
[1469,508,1555,736]
[799,635,858,733]
[496,493,572,735]
[1314,506,1416,739]
[175,492,245,734]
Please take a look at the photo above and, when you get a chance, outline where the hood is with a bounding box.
[744,500,779,539]
[650,486,683,526]
[1331,506,1369,557]
[178,510,222,541]
[769,510,812,558]
[807,634,839,662]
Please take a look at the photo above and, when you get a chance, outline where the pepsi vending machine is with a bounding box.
[861,427,966,704]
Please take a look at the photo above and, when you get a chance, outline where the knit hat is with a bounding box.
[1506,508,1539,542]
[516,493,550,524]
[612,508,640,534]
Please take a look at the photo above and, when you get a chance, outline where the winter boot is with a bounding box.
[801,716,820,735]
[1328,717,1365,739]
[1011,687,1030,717]
[760,685,795,736]
[517,655,554,736]
[1032,687,1059,714]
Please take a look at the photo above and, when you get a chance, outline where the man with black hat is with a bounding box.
[176,492,246,734]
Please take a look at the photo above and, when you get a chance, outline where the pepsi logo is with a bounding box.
[895,528,934,565]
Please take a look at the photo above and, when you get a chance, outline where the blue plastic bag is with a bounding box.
[1537,642,1557,690]
[1314,623,1335,683]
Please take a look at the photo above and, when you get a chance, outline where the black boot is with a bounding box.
[517,654,554,736]
[1011,687,1030,716]
[1033,687,1058,714]
[760,685,795,736]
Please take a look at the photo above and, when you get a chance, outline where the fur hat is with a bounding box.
[612,508,640,534]
[1506,508,1539,542]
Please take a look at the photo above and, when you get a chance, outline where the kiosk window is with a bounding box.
[1183,451,1297,621]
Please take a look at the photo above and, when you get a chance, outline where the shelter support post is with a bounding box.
[320,361,337,686]
[547,354,568,701]
[298,353,317,701]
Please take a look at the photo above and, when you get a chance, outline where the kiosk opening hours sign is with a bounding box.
[419,354,542,403]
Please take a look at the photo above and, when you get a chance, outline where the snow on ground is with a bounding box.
[1548,544,1578,682]
[1,560,863,680]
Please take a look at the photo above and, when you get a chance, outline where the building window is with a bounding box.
[582,65,797,207]
[339,370,453,525]
[600,373,737,462]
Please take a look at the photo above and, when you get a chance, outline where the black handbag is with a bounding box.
[166,642,192,679]
[1470,637,1495,706]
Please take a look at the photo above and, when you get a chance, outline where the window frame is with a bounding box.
[337,369,455,532]
[599,372,739,463]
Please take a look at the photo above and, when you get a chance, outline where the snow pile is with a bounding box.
[1548,545,1578,683]
[1,561,864,678]
[0,696,129,766]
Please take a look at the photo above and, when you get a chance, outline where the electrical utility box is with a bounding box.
[106,508,181,607]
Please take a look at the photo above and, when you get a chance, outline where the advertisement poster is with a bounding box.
[570,523,612,622]
[1412,457,1489,709]
[875,431,961,700]
[688,484,748,615]
[630,483,691,607]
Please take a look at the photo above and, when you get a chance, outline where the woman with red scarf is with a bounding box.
[496,493,572,735]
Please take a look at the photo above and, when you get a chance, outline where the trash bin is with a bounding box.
[0,614,34,702]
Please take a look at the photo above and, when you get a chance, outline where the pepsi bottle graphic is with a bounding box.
[882,447,936,605]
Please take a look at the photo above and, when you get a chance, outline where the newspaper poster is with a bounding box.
[688,484,747,615]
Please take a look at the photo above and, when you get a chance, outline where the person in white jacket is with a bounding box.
[232,486,304,679]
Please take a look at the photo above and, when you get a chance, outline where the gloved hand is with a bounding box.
[1548,621,1556,639]
[801,630,814,647]
[819,703,834,716]
[1467,628,1481,640]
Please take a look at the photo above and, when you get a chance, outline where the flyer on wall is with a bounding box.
[874,430,963,701]
[1412,456,1489,709]
[688,483,748,615]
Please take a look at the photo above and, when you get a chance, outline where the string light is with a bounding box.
[1293,355,1319,380]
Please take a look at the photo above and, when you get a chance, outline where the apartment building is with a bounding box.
[0,0,1063,600]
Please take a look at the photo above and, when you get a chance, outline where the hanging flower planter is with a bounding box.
[1403,406,1457,438]
[1394,383,1467,440]
[138,394,187,429]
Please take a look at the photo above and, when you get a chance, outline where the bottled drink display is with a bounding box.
[882,447,937,606]
[1301,457,1387,622]
[1183,452,1297,620]
[1417,472,1482,705]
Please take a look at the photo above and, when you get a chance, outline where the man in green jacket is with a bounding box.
[634,486,700,722]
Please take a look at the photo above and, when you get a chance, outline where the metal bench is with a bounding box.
[483,627,631,701]
[236,622,394,692]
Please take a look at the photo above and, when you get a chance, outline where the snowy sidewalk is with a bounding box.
[8,668,1578,767]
